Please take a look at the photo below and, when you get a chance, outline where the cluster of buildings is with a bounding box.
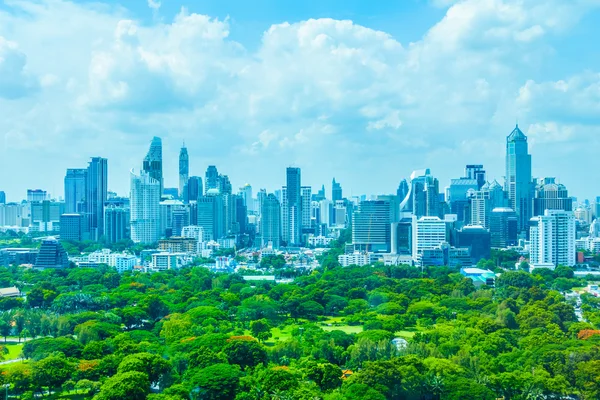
[1,124,597,273]
[341,125,580,270]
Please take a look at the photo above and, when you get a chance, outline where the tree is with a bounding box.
[306,363,342,391]
[223,337,267,370]
[0,319,12,341]
[250,319,272,343]
[94,371,150,400]
[343,383,386,400]
[189,363,242,400]
[31,353,75,394]
[117,352,172,386]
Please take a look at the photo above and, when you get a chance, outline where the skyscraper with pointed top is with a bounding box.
[143,136,163,195]
[505,124,532,233]
[332,178,342,202]
[179,143,189,198]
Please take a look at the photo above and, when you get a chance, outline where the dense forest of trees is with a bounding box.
[0,252,599,399]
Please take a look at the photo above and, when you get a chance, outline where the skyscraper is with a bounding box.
[143,136,163,194]
[27,189,47,203]
[301,186,312,230]
[400,169,440,218]
[104,204,130,244]
[205,166,219,194]
[0,191,5,204]
[529,210,575,269]
[352,200,391,253]
[465,165,486,189]
[184,176,203,204]
[533,178,572,216]
[239,184,253,213]
[490,207,518,248]
[86,157,108,241]
[260,194,281,249]
[285,167,302,245]
[64,168,87,214]
[396,179,409,202]
[35,237,69,269]
[332,178,342,202]
[130,170,161,244]
[505,124,532,233]
[179,143,189,198]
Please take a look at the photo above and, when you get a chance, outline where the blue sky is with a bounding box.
[1,0,600,202]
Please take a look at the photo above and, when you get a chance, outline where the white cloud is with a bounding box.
[0,37,38,98]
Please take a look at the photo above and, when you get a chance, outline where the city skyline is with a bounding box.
[2,1,600,200]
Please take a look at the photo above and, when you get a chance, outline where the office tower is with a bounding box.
[574,206,593,224]
[143,136,163,194]
[393,217,413,255]
[377,195,400,223]
[447,177,478,223]
[235,196,248,234]
[30,200,64,233]
[239,184,253,212]
[223,193,239,235]
[400,169,440,218]
[0,203,23,227]
[284,167,302,245]
[27,189,47,203]
[471,180,505,228]
[533,178,572,216]
[64,169,87,214]
[159,199,186,238]
[184,176,203,204]
[530,210,576,269]
[35,237,69,269]
[179,143,189,198]
[595,196,600,219]
[332,178,343,202]
[505,124,532,232]
[0,191,5,204]
[60,214,86,241]
[104,205,130,243]
[465,165,486,189]
[397,180,409,202]
[86,157,108,241]
[412,216,448,256]
[319,199,332,228]
[172,207,190,237]
[314,185,326,202]
[260,194,281,249]
[256,189,267,217]
[352,200,391,253]
[219,174,232,195]
[490,207,518,248]
[205,166,219,194]
[196,196,217,241]
[334,200,348,227]
[456,225,491,264]
[130,170,161,244]
[301,186,312,230]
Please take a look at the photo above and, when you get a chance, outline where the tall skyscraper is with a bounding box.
[179,143,189,198]
[332,178,342,202]
[143,136,163,194]
[27,189,47,203]
[447,177,478,223]
[284,167,302,245]
[490,207,518,248]
[239,184,253,213]
[400,169,440,218]
[86,157,108,241]
[0,191,5,204]
[104,204,130,244]
[184,176,203,204]
[64,168,87,214]
[301,186,312,230]
[533,178,572,216]
[471,180,505,228]
[396,179,409,202]
[505,124,532,233]
[130,170,161,244]
[260,194,281,249]
[529,210,575,269]
[352,200,391,253]
[205,166,219,194]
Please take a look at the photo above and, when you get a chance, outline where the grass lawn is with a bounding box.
[3,343,23,360]
[394,330,417,339]
[321,324,363,334]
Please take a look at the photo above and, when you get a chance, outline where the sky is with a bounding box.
[1,0,600,202]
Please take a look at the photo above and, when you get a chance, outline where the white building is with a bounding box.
[412,216,447,256]
[338,252,369,267]
[130,170,161,244]
[319,199,331,228]
[307,235,334,247]
[151,252,178,271]
[115,255,137,273]
[182,226,204,241]
[529,210,576,269]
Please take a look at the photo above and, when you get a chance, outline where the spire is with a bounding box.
[507,124,527,142]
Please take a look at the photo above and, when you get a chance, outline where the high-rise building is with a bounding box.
[0,191,5,204]
[260,194,281,249]
[184,176,203,204]
[239,184,253,213]
[471,180,505,228]
[235,196,248,235]
[35,237,69,269]
[447,178,478,223]
[30,200,64,233]
[412,216,448,256]
[205,166,219,194]
[64,169,87,214]
[104,205,130,243]
[60,214,86,241]
[332,178,343,202]
[400,169,440,218]
[86,157,108,241]
[143,136,163,194]
[283,167,302,245]
[301,186,312,230]
[505,124,533,233]
[159,200,186,238]
[533,178,572,216]
[314,185,326,202]
[196,195,224,241]
[219,174,232,195]
[490,207,518,248]
[465,165,486,189]
[178,143,189,198]
[529,210,576,269]
[396,180,409,202]
[456,225,491,264]
[352,200,391,253]
[130,170,161,244]
[27,189,47,203]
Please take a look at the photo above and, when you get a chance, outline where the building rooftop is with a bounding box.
[507,124,527,142]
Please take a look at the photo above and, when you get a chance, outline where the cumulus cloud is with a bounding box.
[0,37,38,99]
